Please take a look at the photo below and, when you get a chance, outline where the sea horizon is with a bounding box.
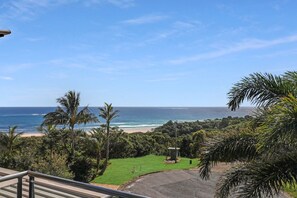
[0,106,254,108]
[0,107,255,133]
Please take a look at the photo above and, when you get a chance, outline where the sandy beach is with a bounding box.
[121,126,155,133]
[20,132,44,137]
[20,127,155,137]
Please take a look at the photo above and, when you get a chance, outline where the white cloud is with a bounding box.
[1,0,70,20]
[40,54,156,76]
[118,20,203,48]
[83,0,135,8]
[122,14,168,25]
[0,0,135,21]
[0,76,13,80]
[173,21,202,30]
[106,0,134,8]
[169,34,297,64]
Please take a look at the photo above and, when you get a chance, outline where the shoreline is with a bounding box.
[20,126,155,137]
[121,126,154,133]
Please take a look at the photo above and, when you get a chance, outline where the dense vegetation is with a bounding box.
[153,116,253,136]
[0,91,252,184]
[199,71,297,198]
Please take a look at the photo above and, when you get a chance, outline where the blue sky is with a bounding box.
[0,0,296,107]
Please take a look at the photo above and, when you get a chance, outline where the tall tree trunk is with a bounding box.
[71,125,75,158]
[96,143,101,173]
[99,122,110,175]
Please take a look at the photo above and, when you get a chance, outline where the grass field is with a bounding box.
[92,155,199,185]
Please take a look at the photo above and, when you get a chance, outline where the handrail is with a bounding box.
[0,171,27,182]
[0,171,27,197]
[0,170,149,198]
[28,171,148,198]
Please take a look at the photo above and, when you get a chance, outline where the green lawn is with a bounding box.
[92,155,199,185]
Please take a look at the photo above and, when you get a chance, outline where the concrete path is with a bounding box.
[123,169,288,198]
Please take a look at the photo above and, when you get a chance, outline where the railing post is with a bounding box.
[29,176,35,198]
[17,177,22,198]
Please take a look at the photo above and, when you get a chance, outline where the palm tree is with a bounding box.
[42,91,98,157]
[90,127,105,173]
[98,103,119,175]
[199,71,297,198]
[0,126,23,157]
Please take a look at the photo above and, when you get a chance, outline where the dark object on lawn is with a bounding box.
[167,147,180,161]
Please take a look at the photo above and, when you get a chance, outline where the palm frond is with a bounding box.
[90,128,105,138]
[283,71,297,91]
[227,72,291,111]
[213,71,297,198]
[99,103,119,122]
[239,153,297,198]
[215,164,250,198]
[42,107,69,126]
[57,91,80,115]
[0,126,23,154]
[9,126,23,142]
[259,95,297,150]
[200,134,258,179]
[76,107,98,124]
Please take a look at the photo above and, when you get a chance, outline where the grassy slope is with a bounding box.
[93,155,199,185]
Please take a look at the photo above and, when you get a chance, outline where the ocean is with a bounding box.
[0,107,254,133]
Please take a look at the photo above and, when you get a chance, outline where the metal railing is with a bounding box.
[0,170,149,198]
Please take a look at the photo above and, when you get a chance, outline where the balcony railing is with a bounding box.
[0,170,149,198]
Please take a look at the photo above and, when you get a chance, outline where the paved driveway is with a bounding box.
[123,169,288,198]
